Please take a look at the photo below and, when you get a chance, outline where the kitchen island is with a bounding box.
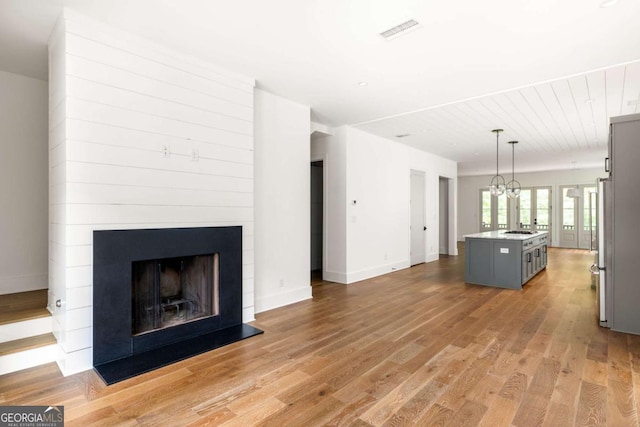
[464,230,549,290]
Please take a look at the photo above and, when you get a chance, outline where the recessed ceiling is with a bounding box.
[1,0,639,175]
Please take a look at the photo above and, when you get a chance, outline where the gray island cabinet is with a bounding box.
[464,231,549,290]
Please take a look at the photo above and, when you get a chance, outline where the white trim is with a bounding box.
[345,260,410,284]
[254,286,312,314]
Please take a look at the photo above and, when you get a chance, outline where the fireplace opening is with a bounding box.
[132,254,219,335]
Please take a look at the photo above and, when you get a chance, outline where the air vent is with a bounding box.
[627,99,640,106]
[395,133,411,138]
[380,19,421,40]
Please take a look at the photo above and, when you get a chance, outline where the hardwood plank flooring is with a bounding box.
[1,248,638,426]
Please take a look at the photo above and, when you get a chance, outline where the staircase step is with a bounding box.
[0,333,56,356]
[0,307,50,326]
[0,314,53,344]
[0,334,58,376]
[0,289,47,313]
[0,291,57,375]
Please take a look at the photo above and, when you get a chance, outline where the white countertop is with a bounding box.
[464,230,549,240]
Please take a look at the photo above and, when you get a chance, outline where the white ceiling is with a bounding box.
[1,0,640,175]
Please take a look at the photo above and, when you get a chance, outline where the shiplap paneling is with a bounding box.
[67,120,254,164]
[355,61,640,175]
[49,9,255,376]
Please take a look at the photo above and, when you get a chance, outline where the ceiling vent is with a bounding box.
[380,19,421,40]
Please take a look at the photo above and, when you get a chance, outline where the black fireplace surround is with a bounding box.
[93,226,262,384]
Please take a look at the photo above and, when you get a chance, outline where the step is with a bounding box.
[0,289,47,313]
[0,290,53,343]
[0,333,58,376]
[0,313,53,344]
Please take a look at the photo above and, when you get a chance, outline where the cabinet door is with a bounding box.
[534,247,542,273]
[522,250,533,284]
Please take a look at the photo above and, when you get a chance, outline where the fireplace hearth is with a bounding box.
[93,226,262,385]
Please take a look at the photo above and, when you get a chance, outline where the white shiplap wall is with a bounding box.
[49,9,255,376]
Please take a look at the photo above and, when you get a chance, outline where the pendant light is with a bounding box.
[489,129,506,196]
[506,140,521,199]
[567,161,581,198]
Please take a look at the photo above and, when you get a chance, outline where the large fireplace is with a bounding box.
[93,226,262,385]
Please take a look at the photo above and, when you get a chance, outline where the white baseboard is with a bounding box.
[323,270,347,284]
[254,286,312,314]
[345,260,409,284]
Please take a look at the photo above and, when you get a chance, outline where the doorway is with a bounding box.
[517,187,552,238]
[310,161,323,282]
[559,184,596,249]
[410,170,426,266]
[439,177,449,256]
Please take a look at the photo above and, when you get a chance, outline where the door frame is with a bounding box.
[310,155,328,279]
[558,185,578,248]
[410,169,426,266]
[479,189,511,231]
[516,186,552,240]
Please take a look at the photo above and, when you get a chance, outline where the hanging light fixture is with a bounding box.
[506,140,521,199]
[567,161,581,198]
[489,129,506,196]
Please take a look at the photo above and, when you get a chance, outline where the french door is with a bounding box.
[479,189,509,231]
[559,184,597,248]
[517,187,552,238]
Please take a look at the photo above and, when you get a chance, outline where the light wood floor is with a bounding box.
[1,248,638,426]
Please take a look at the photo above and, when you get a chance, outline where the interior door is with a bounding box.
[410,170,425,265]
[439,177,449,255]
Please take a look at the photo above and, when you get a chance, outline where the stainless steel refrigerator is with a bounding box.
[592,113,640,334]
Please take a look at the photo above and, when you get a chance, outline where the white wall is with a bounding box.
[458,167,607,246]
[345,127,411,282]
[312,126,457,284]
[49,9,256,375]
[254,89,312,313]
[0,71,48,295]
[407,140,458,262]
